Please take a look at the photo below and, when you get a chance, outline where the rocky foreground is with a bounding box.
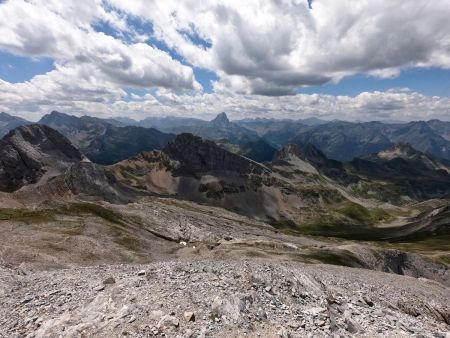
[1,260,449,338]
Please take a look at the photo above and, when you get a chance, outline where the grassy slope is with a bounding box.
[270,199,450,252]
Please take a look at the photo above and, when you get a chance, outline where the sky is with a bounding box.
[0,0,449,122]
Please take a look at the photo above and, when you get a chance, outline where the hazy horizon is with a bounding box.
[2,109,450,124]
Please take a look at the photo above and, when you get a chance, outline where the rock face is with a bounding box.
[0,124,83,192]
[0,124,143,203]
[112,133,310,219]
[367,143,450,173]
[65,162,143,203]
[112,133,318,220]
[274,143,359,185]
[371,142,425,161]
[162,133,267,176]
[273,143,304,162]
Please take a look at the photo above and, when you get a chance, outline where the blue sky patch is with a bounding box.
[299,68,450,97]
[0,51,54,83]
[194,67,218,93]
[178,28,212,50]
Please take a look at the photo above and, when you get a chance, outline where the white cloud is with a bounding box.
[2,76,449,122]
[0,0,449,121]
[109,0,450,95]
[0,0,200,91]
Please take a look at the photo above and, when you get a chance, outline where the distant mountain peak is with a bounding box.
[210,112,231,127]
[0,112,27,122]
[48,110,68,117]
[0,112,31,137]
[41,111,75,123]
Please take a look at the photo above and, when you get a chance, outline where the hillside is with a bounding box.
[349,143,450,200]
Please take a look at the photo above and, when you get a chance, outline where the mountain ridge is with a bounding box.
[38,111,175,164]
[2,110,450,162]
[0,112,31,137]
[0,124,84,192]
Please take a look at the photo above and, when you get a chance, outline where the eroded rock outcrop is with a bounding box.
[0,124,83,192]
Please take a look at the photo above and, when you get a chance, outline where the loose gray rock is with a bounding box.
[184,311,195,322]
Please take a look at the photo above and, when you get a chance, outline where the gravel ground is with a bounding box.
[1,260,449,338]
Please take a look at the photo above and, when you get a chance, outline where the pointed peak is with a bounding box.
[211,112,230,126]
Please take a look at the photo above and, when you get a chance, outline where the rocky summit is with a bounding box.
[0,124,83,192]
[162,133,266,175]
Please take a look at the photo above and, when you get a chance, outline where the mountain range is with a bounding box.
[38,111,175,165]
[0,121,448,252]
[2,111,448,163]
[108,133,450,225]
[0,124,143,203]
[2,122,448,224]
[0,111,449,211]
[0,121,449,337]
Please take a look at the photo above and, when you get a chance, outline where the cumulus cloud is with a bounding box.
[0,0,449,121]
[109,0,450,95]
[0,0,200,91]
[1,78,449,122]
